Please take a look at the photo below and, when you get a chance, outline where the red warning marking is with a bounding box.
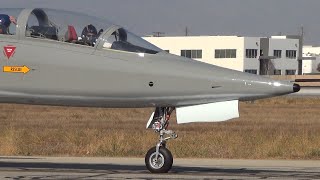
[3,45,16,60]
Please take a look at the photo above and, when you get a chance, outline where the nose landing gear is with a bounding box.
[145,107,177,173]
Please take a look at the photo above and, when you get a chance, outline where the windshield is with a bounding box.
[23,8,162,53]
[103,27,162,54]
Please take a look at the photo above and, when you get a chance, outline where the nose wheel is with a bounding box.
[145,107,176,173]
[145,146,173,173]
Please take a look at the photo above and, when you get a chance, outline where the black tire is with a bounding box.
[145,146,173,173]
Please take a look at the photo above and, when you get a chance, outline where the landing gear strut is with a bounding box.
[145,107,177,173]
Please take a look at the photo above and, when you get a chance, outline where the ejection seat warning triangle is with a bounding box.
[3,45,16,60]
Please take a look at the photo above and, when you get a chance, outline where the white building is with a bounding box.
[302,46,320,74]
[144,35,300,75]
[268,36,300,75]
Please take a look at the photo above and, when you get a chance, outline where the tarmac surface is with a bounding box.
[0,157,319,179]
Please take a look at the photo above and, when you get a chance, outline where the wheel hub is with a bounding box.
[149,152,164,169]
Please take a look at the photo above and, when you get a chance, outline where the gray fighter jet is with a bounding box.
[0,8,300,173]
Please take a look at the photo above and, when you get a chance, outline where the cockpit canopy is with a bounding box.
[0,8,162,54]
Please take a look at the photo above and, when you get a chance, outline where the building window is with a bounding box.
[215,49,225,58]
[274,69,282,75]
[186,50,191,58]
[192,50,202,59]
[181,49,202,59]
[244,69,258,74]
[273,50,282,58]
[285,70,296,75]
[246,49,258,58]
[181,50,186,57]
[215,49,237,58]
[164,50,170,53]
[286,50,297,59]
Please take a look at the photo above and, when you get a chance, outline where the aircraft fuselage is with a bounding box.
[0,35,296,108]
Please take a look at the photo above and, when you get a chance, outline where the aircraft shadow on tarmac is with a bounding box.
[0,161,319,179]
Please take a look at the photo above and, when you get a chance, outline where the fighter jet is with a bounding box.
[0,8,300,173]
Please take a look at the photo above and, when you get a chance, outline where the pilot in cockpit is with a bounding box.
[80,24,96,46]
[0,14,17,34]
[80,24,103,46]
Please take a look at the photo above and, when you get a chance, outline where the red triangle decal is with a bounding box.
[4,45,16,59]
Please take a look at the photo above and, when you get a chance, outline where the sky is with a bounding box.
[2,0,320,45]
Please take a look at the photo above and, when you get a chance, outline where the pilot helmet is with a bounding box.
[0,14,10,34]
[81,24,98,46]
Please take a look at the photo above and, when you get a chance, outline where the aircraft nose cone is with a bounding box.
[293,83,300,93]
